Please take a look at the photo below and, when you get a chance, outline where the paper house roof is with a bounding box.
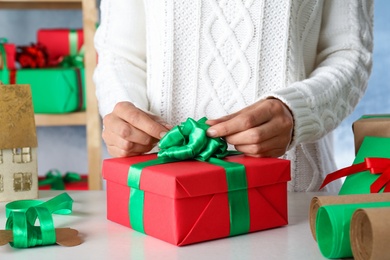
[0,84,37,149]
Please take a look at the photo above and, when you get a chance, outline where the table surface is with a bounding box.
[0,191,335,260]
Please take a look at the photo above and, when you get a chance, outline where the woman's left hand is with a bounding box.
[206,98,294,158]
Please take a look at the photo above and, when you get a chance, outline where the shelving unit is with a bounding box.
[0,0,103,190]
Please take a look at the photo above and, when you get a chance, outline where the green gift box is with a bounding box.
[1,68,85,114]
[320,136,390,194]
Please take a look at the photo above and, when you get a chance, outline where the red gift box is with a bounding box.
[37,29,84,65]
[0,42,16,70]
[103,153,291,246]
[39,173,88,190]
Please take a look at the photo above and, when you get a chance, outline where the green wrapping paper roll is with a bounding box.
[309,193,390,241]
[316,201,390,259]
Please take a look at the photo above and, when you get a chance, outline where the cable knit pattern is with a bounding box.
[94,0,373,191]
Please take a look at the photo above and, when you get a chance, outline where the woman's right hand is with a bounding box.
[102,102,172,157]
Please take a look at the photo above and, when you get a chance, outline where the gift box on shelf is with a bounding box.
[353,114,390,154]
[103,153,291,246]
[320,136,390,195]
[1,68,85,114]
[37,29,84,66]
[15,68,86,113]
[0,40,86,114]
[38,170,88,190]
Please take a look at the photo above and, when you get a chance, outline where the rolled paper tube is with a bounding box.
[316,201,390,259]
[309,193,390,241]
[350,207,390,260]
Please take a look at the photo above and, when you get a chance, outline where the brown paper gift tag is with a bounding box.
[0,228,82,247]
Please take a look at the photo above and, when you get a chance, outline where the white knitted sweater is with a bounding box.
[94,0,373,192]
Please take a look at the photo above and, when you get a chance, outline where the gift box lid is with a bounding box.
[103,154,290,199]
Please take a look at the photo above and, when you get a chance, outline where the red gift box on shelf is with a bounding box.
[37,29,84,65]
[38,170,88,190]
[103,153,291,246]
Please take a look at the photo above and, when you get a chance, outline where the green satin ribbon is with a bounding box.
[59,29,84,68]
[5,192,73,248]
[38,170,82,190]
[128,117,250,236]
[0,39,10,84]
[360,115,390,119]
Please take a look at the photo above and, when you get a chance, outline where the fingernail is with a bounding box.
[207,128,217,137]
[160,132,167,138]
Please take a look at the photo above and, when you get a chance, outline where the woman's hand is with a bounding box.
[102,102,172,157]
[206,98,294,157]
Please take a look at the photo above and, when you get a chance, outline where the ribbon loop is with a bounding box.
[158,117,229,161]
[5,193,74,248]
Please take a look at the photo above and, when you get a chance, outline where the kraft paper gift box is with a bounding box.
[353,114,390,154]
[103,153,291,246]
[320,136,390,195]
[37,29,84,66]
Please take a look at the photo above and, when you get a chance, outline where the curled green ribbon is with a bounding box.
[5,192,74,248]
[128,117,250,236]
[158,117,230,160]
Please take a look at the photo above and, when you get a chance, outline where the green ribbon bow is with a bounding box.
[127,117,250,236]
[59,29,84,68]
[38,170,82,190]
[5,193,74,248]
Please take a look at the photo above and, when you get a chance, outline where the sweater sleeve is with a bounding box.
[93,0,148,118]
[264,0,373,148]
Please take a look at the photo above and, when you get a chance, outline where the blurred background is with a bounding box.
[333,0,390,168]
[0,0,388,176]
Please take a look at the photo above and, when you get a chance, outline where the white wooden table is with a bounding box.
[0,191,334,260]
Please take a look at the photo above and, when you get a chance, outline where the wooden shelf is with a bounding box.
[0,0,81,9]
[1,0,103,190]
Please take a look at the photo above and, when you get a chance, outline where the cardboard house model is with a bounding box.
[0,83,38,202]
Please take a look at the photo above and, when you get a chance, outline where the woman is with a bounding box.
[94,0,373,192]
